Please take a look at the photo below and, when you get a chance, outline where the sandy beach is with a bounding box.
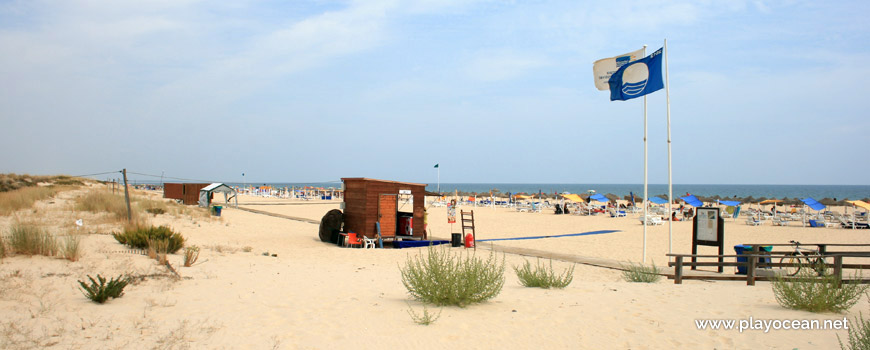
[2,185,869,349]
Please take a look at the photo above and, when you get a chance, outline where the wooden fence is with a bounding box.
[667,243,870,286]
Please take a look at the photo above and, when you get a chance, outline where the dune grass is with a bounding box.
[60,233,81,262]
[621,261,662,283]
[183,246,200,267]
[0,233,6,259]
[74,190,135,221]
[9,221,58,257]
[74,188,210,223]
[0,185,70,216]
[514,259,574,289]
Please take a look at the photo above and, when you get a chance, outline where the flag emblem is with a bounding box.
[592,48,644,91]
[620,63,649,96]
[608,48,664,101]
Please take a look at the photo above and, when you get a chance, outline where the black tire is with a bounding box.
[809,256,830,276]
[319,209,343,243]
[780,254,804,276]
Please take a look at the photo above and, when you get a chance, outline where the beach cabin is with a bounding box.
[341,178,426,241]
[164,183,210,205]
[198,183,238,208]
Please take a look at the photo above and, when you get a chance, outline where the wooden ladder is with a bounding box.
[461,210,476,250]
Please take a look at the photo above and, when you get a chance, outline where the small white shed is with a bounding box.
[198,183,238,208]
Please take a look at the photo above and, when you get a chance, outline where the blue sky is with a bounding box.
[1,0,868,185]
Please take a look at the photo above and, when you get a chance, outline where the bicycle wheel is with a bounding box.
[810,256,830,276]
[780,254,804,276]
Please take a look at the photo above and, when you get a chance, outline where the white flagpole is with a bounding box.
[437,165,440,193]
[664,38,674,254]
[642,44,648,264]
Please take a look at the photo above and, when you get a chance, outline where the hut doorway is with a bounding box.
[378,194,397,237]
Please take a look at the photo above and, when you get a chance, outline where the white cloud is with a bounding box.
[465,50,548,81]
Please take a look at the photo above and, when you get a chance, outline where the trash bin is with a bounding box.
[735,245,772,274]
[213,205,222,216]
[451,233,462,247]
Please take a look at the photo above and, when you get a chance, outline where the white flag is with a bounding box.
[593,48,645,91]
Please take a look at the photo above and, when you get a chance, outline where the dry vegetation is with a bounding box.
[0,185,72,216]
[72,188,211,225]
[0,173,82,192]
[0,173,222,348]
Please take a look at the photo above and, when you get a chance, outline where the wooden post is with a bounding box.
[674,256,684,285]
[122,169,132,222]
[834,255,843,288]
[747,252,756,286]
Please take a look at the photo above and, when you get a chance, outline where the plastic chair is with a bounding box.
[345,232,363,248]
[362,235,376,249]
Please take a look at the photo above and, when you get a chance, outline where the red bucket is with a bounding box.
[464,233,474,248]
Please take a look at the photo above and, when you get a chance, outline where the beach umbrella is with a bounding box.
[759,199,783,219]
[847,200,870,226]
[680,195,703,207]
[590,194,609,203]
[649,196,669,205]
[801,197,826,225]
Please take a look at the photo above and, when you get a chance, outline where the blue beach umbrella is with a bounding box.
[680,195,703,207]
[649,197,668,205]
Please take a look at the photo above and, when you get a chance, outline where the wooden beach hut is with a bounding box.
[163,183,210,205]
[341,178,426,241]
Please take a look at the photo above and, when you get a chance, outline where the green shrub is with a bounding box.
[0,233,6,258]
[113,225,184,254]
[772,269,868,313]
[400,246,505,307]
[78,274,130,304]
[10,222,57,256]
[621,261,662,283]
[514,259,574,289]
[840,311,870,350]
[407,303,442,325]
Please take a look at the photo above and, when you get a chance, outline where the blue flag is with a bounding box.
[608,48,664,101]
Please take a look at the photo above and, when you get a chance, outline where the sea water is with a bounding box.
[218,182,870,201]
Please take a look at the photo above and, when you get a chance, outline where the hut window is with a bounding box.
[398,191,413,213]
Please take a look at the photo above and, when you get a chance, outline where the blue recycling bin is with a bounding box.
[213,205,222,216]
[734,245,772,275]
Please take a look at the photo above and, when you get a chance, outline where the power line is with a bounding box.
[126,171,217,183]
[73,171,121,177]
[73,169,342,185]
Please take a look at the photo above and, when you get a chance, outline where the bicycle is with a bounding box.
[780,240,829,276]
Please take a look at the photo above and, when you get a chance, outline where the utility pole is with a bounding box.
[122,169,132,222]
